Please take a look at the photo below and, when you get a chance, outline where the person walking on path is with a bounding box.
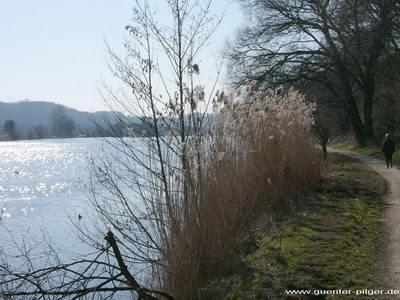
[381,134,395,168]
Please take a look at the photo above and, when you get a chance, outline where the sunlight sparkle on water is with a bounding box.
[0,138,117,276]
[0,139,89,218]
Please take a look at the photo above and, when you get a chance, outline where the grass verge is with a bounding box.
[329,142,400,165]
[222,153,386,299]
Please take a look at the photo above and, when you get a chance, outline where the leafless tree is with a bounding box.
[49,104,76,137]
[226,0,400,146]
[83,0,223,297]
[3,120,17,140]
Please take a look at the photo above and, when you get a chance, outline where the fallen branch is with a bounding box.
[104,231,176,300]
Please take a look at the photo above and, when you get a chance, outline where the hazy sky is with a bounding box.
[0,1,243,112]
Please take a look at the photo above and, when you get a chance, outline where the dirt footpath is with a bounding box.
[329,148,400,292]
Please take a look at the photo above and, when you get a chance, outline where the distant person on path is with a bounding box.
[381,134,395,168]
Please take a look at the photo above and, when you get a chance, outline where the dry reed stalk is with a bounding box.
[161,87,323,299]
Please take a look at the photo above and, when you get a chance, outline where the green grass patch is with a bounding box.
[224,154,386,299]
[329,142,400,165]
[328,142,355,151]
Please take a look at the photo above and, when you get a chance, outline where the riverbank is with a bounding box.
[218,153,387,299]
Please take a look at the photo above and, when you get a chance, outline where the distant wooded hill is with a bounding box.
[0,100,215,140]
[0,100,140,138]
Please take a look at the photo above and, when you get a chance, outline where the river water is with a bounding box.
[0,138,160,298]
[0,138,109,263]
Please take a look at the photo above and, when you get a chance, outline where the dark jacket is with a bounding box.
[381,138,395,156]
